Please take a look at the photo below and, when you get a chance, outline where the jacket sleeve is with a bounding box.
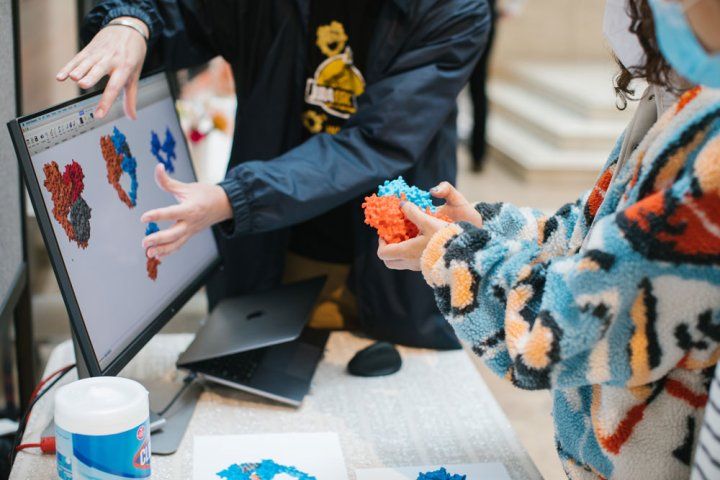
[471,134,624,263]
[218,0,491,236]
[82,0,217,69]
[472,196,588,265]
[421,138,720,390]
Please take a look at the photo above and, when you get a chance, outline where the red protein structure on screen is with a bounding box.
[146,257,161,281]
[362,194,450,244]
[100,127,138,209]
[43,160,92,249]
[145,222,161,281]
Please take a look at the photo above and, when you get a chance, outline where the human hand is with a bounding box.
[141,165,233,259]
[56,17,148,119]
[377,202,450,271]
[432,182,483,227]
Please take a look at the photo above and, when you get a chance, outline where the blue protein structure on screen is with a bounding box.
[111,127,139,206]
[416,467,466,480]
[100,126,139,208]
[378,176,436,212]
[216,459,317,480]
[145,222,161,281]
[145,222,160,236]
[151,128,177,173]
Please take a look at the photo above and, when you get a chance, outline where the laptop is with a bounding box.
[177,277,329,407]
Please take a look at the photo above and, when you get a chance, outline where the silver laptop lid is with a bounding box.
[177,277,326,365]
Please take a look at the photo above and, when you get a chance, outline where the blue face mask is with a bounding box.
[648,0,720,88]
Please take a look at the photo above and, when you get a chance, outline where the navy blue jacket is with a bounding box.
[84,0,490,349]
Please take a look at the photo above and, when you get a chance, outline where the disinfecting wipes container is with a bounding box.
[54,377,151,480]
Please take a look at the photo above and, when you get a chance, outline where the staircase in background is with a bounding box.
[487,62,634,182]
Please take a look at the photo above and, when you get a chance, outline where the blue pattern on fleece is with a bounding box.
[420,90,720,478]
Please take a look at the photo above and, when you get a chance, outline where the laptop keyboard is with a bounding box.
[192,348,267,384]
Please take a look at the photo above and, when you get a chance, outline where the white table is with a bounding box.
[11,333,541,479]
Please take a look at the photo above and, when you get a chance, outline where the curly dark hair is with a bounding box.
[614,0,679,109]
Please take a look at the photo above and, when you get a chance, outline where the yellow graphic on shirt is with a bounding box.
[302,110,327,134]
[304,20,366,126]
[316,21,348,57]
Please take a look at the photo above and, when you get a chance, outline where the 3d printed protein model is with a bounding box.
[100,126,138,208]
[363,194,419,244]
[378,176,437,212]
[43,160,92,249]
[416,468,466,480]
[216,459,316,480]
[150,128,177,173]
[363,177,449,244]
[145,222,161,281]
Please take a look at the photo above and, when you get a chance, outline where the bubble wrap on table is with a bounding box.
[11,333,541,480]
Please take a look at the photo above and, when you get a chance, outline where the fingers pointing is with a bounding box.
[154,164,183,194]
[141,204,187,223]
[123,73,140,120]
[78,60,110,90]
[146,236,188,259]
[141,167,187,222]
[96,67,130,118]
[57,51,87,81]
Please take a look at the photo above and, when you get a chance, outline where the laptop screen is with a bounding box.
[17,72,219,371]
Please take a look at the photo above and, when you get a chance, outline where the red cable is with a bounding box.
[14,365,73,457]
[15,437,56,454]
[14,443,40,451]
[11,365,75,464]
[29,365,72,403]
[25,365,74,426]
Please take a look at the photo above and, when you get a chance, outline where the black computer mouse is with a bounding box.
[347,341,402,377]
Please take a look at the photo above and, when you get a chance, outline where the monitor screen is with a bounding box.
[15,72,219,372]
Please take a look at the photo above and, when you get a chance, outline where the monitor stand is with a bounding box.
[43,336,201,455]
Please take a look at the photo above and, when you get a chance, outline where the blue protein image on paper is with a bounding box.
[416,467,467,480]
[150,128,177,173]
[216,459,317,480]
[111,127,139,206]
[378,176,436,212]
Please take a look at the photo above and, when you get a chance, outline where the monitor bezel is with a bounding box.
[6,69,222,377]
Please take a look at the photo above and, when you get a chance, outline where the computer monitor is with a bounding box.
[7,71,221,378]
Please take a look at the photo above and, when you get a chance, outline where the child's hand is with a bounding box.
[377,202,449,271]
[431,182,483,227]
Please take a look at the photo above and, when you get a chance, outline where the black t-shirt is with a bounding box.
[289,0,381,263]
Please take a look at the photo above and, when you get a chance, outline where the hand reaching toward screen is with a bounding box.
[56,17,148,119]
[377,202,450,271]
[432,182,483,227]
[141,165,233,259]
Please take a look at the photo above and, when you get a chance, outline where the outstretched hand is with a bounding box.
[56,17,148,119]
[377,202,450,271]
[141,165,233,259]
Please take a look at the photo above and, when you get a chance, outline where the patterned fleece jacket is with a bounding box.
[421,87,720,479]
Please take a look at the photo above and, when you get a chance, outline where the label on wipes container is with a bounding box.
[56,420,151,479]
